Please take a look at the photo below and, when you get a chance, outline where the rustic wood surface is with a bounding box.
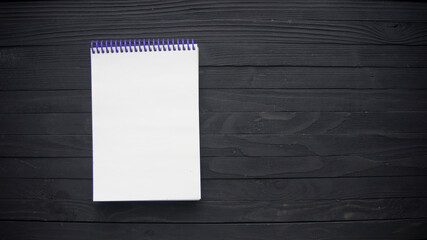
[1,1,427,239]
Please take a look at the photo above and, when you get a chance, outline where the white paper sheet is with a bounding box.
[91,44,200,201]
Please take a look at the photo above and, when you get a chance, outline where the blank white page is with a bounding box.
[91,42,200,201]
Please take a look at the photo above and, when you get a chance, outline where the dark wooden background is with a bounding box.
[1,1,427,239]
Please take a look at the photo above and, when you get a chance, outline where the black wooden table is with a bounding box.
[1,1,427,239]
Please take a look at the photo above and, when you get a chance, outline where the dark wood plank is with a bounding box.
[2,44,427,68]
[0,90,91,113]
[204,177,427,201]
[201,155,427,179]
[1,0,427,23]
[2,0,427,22]
[0,135,92,157]
[201,43,427,67]
[1,219,426,240]
[0,113,91,135]
[201,134,427,157]
[1,112,427,135]
[199,67,427,89]
[0,198,425,223]
[1,177,426,201]
[1,154,426,179]
[200,112,427,134]
[1,89,427,113]
[199,89,427,112]
[0,158,92,179]
[1,134,426,158]
[3,66,427,91]
[2,19,427,46]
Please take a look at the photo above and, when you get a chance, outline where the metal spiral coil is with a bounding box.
[91,38,196,54]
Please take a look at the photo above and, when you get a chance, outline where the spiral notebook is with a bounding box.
[91,39,200,201]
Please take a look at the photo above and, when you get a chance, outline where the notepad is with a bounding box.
[91,39,200,201]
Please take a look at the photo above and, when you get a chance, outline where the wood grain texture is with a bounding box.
[2,0,427,22]
[0,91,91,113]
[2,44,427,68]
[200,112,427,134]
[0,158,93,179]
[1,89,427,113]
[2,19,427,46]
[1,153,426,179]
[3,66,427,91]
[202,156,427,179]
[199,89,427,112]
[1,219,427,240]
[1,134,426,158]
[199,67,427,89]
[1,112,427,135]
[199,43,427,67]
[0,198,425,223]
[200,134,427,157]
[1,177,426,201]
[0,114,92,135]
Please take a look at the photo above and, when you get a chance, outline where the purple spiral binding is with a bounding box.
[91,38,196,54]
